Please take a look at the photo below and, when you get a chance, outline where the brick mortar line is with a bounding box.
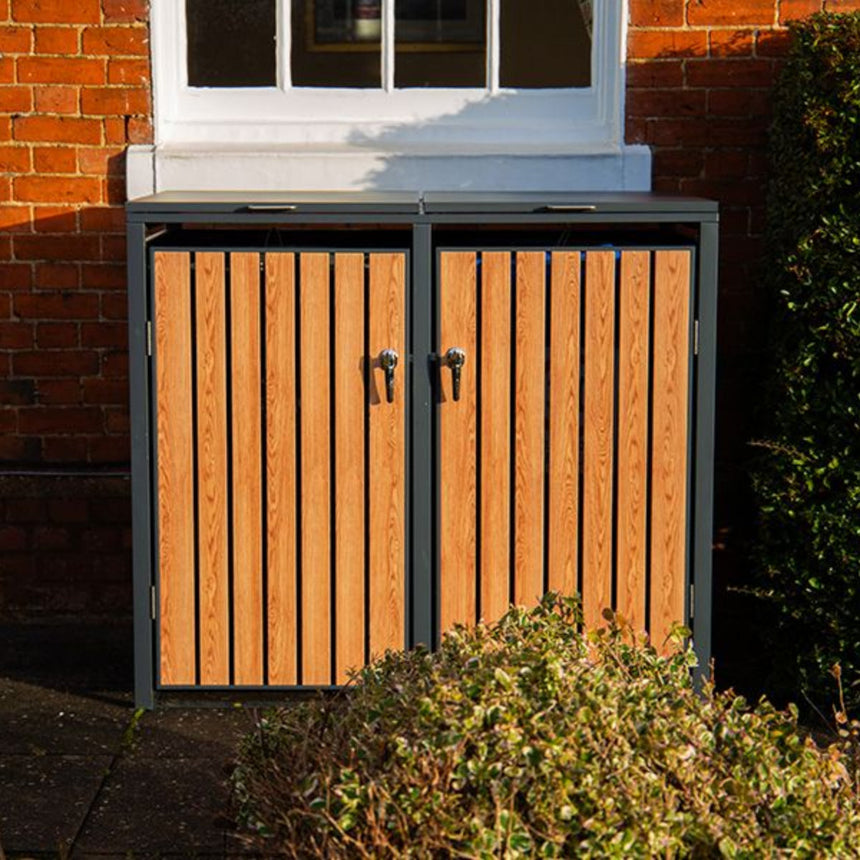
[629,25,788,30]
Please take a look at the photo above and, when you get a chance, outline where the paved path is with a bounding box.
[0,622,260,858]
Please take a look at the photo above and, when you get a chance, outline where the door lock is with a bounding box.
[380,348,398,403]
[443,347,466,402]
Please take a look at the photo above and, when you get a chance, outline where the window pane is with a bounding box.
[500,0,591,88]
[394,0,485,88]
[293,0,381,87]
[187,0,277,87]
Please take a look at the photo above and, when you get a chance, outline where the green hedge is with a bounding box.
[751,11,860,709]
[232,598,860,857]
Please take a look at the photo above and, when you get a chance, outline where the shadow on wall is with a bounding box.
[0,152,133,624]
[345,93,621,191]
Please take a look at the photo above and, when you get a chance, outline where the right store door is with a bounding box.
[436,247,693,652]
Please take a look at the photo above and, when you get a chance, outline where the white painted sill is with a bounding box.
[126,143,652,200]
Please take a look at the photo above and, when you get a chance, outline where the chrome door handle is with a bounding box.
[379,348,398,403]
[444,347,466,402]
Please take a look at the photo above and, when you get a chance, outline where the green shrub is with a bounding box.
[232,597,860,858]
[750,11,860,710]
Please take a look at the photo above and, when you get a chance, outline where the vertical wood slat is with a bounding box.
[513,252,546,608]
[650,250,691,653]
[582,251,616,630]
[480,252,511,623]
[547,251,580,601]
[368,253,406,658]
[231,253,264,685]
[616,251,650,633]
[155,252,196,686]
[334,253,366,681]
[265,253,298,686]
[195,252,229,686]
[439,252,478,633]
[300,253,332,685]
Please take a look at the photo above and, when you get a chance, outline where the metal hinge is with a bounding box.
[692,319,700,356]
[150,585,156,620]
[690,583,695,612]
[146,321,152,357]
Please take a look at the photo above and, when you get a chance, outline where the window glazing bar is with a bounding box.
[279,0,292,89]
[487,0,500,92]
[382,0,395,91]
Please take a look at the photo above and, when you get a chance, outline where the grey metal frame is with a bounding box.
[127,221,155,709]
[126,192,719,707]
[693,221,718,685]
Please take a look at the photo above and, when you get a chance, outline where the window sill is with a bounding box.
[126,143,652,200]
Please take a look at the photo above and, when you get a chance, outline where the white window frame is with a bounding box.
[151,0,626,154]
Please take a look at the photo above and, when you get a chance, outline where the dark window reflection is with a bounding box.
[293,0,381,87]
[184,0,591,92]
[394,0,485,87]
[186,0,277,88]
[500,0,591,88]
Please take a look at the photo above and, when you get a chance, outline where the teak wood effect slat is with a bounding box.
[155,251,195,686]
[368,253,407,660]
[195,252,229,686]
[439,251,478,634]
[547,251,581,601]
[265,253,298,686]
[334,253,366,682]
[299,253,332,685]
[616,251,650,633]
[650,250,691,653]
[480,252,511,624]
[513,252,546,609]
[231,252,264,685]
[582,251,616,630]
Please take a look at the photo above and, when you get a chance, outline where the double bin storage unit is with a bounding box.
[126,192,718,707]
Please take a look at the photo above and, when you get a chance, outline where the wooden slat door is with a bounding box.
[437,247,693,651]
[152,249,407,688]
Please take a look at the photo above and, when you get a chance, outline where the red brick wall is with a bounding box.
[1,0,859,621]
[0,0,149,618]
[0,0,150,467]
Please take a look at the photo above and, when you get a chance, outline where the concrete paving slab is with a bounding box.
[0,679,132,756]
[130,707,252,760]
[73,756,236,856]
[0,623,274,857]
[0,754,113,855]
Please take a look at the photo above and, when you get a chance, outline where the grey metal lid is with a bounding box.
[127,190,718,218]
[422,191,718,214]
[126,190,422,215]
